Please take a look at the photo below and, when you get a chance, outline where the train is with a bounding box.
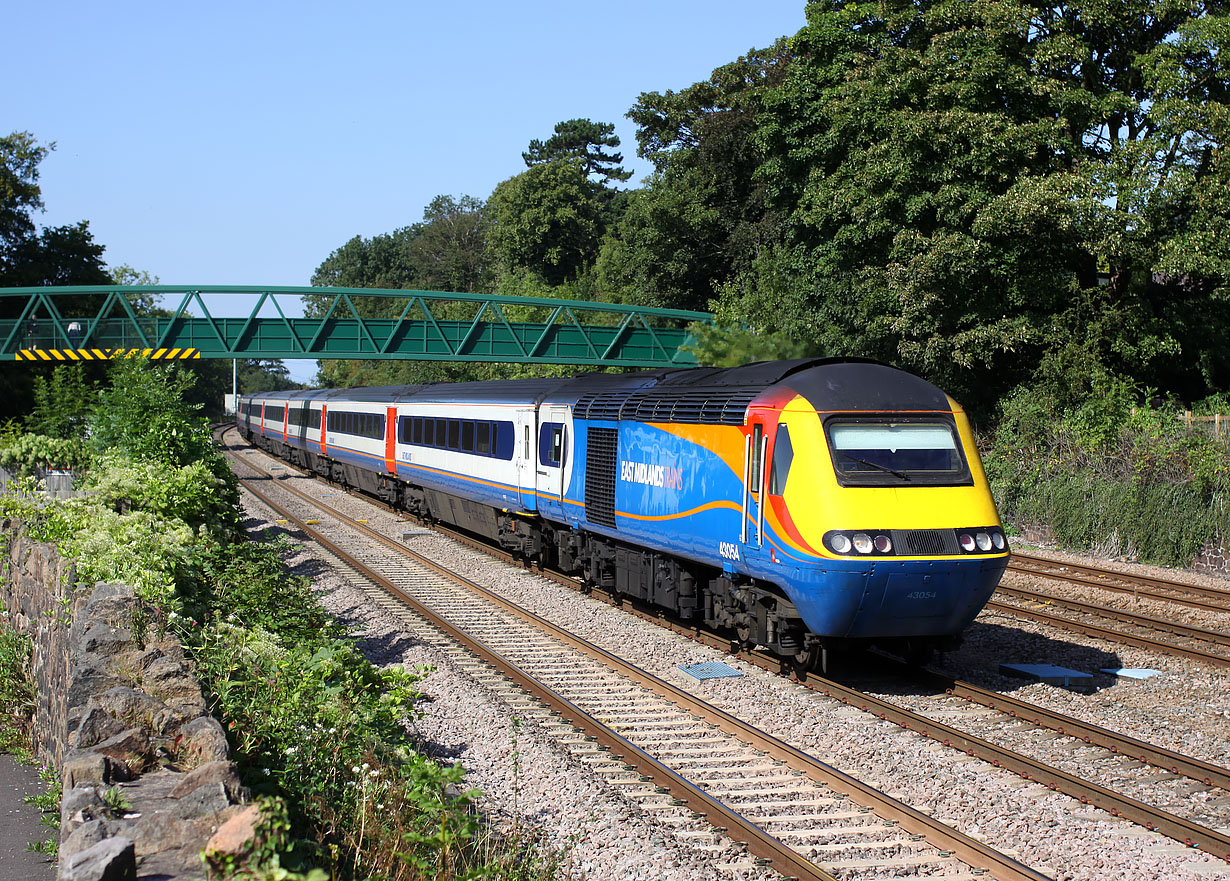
[236,358,1009,671]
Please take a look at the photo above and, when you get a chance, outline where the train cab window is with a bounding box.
[826,419,971,486]
[476,422,491,455]
[769,425,793,495]
[749,423,764,492]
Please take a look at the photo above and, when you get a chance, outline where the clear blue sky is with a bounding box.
[8,1,807,380]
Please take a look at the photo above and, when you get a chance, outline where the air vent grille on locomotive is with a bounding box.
[585,427,618,528]
[893,529,960,556]
[575,388,758,426]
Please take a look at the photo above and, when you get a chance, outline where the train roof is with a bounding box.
[242,359,953,422]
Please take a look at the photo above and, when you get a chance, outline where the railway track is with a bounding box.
[1009,551,1230,614]
[223,433,1230,866]
[988,584,1230,668]
[224,430,1048,881]
[222,427,1230,869]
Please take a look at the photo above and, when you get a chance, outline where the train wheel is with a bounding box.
[790,644,822,680]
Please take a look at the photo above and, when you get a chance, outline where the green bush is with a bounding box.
[0,434,91,478]
[0,609,34,755]
[0,356,563,880]
[987,373,1230,566]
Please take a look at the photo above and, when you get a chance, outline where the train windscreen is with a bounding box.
[825,419,971,486]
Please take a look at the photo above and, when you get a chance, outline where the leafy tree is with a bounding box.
[108,264,162,315]
[404,195,492,293]
[0,131,47,247]
[310,228,420,292]
[681,0,1230,416]
[523,118,633,185]
[27,363,96,438]
[237,359,298,393]
[487,159,607,284]
[0,131,114,418]
[606,42,791,311]
[90,358,225,474]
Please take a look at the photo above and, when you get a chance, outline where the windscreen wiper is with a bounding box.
[839,453,910,481]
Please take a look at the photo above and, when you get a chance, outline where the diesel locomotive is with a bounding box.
[237,358,1009,670]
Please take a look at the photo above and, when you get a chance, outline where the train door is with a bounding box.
[292,403,309,445]
[741,410,771,550]
[535,405,570,516]
[384,407,397,475]
[515,409,537,512]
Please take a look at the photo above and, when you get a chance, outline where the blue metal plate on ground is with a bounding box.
[1100,667,1163,680]
[679,661,744,680]
[1000,663,1092,687]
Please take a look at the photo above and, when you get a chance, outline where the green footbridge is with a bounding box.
[0,286,713,367]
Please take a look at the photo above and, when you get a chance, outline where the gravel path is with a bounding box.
[233,445,1230,880]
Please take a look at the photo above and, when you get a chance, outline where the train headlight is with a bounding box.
[992,531,1006,550]
[830,534,852,554]
[958,533,976,552]
[975,531,992,551]
[852,533,873,554]
[874,534,892,553]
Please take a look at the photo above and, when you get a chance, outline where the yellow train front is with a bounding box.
[581,358,1009,667]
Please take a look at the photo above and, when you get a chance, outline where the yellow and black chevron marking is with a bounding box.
[14,348,201,361]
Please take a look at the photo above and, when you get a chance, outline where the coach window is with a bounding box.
[769,425,793,495]
[476,422,491,455]
[461,421,474,452]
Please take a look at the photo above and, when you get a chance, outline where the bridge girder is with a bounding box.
[0,286,712,367]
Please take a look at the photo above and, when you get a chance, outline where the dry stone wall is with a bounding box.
[1,521,258,881]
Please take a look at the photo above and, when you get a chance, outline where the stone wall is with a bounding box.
[1,521,259,881]
[1192,536,1230,577]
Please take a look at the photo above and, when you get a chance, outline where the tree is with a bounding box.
[0,132,114,418]
[27,363,96,438]
[404,195,492,293]
[0,131,48,247]
[487,159,607,285]
[685,0,1230,415]
[604,42,791,311]
[523,119,632,185]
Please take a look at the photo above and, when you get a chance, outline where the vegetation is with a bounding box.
[3,1,1229,564]
[0,607,34,755]
[299,0,1228,566]
[0,358,564,879]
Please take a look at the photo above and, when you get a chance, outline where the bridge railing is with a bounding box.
[0,286,713,367]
